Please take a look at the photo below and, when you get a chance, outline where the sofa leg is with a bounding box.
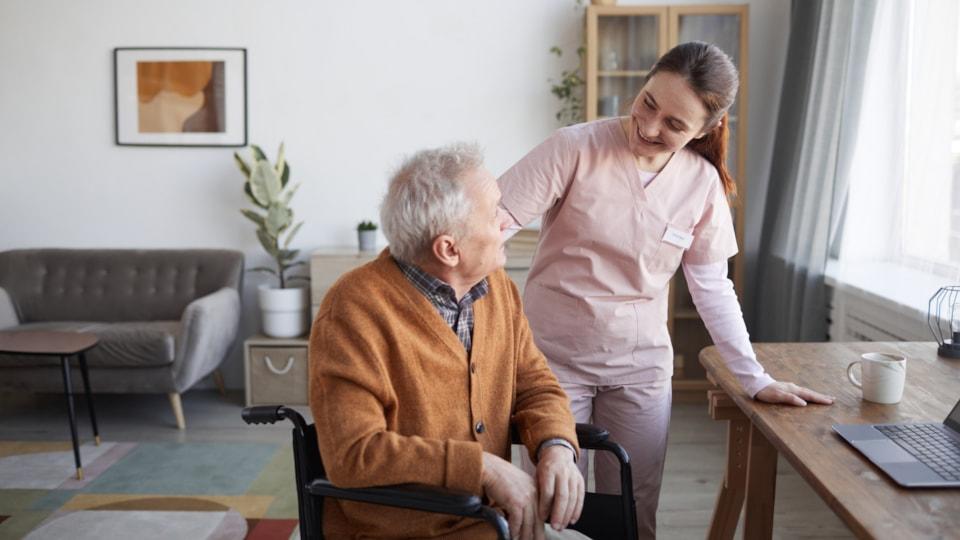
[212,369,227,397]
[168,393,186,430]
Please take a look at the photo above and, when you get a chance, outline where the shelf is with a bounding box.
[598,70,650,77]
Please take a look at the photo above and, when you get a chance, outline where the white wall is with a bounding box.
[0,0,789,389]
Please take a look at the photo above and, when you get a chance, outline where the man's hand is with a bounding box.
[481,452,543,540]
[535,445,584,532]
[755,381,835,406]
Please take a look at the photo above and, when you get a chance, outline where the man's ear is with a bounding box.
[431,234,459,268]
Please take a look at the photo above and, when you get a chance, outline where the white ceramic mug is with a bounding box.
[846,352,907,404]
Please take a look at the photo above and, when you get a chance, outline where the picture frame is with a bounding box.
[114,47,247,147]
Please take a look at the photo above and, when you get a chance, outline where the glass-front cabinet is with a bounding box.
[586,4,749,388]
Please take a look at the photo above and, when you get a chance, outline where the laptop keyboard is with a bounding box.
[876,424,960,481]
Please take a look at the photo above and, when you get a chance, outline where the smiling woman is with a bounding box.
[497,41,834,538]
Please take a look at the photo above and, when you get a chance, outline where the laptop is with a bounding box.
[834,397,960,487]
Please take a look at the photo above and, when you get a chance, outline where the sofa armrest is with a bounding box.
[173,287,241,391]
[0,287,19,330]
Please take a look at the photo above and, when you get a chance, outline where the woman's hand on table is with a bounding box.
[755,381,835,406]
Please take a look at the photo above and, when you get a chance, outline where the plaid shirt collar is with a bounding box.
[393,257,489,353]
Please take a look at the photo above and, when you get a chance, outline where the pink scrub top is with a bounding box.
[499,118,738,386]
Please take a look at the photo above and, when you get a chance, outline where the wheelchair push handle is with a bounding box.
[242,405,309,435]
[242,405,285,425]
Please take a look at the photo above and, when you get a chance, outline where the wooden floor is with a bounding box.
[0,391,852,539]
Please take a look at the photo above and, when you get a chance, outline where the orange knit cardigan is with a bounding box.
[309,250,578,539]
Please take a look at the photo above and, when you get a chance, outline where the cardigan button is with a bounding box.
[475,421,485,434]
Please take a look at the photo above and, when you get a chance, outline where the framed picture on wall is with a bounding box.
[114,47,247,147]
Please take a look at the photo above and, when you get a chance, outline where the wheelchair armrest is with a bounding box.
[509,423,610,449]
[575,423,610,448]
[307,478,484,516]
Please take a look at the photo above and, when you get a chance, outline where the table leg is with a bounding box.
[707,390,750,540]
[744,422,777,540]
[708,417,750,540]
[77,352,100,445]
[60,356,83,480]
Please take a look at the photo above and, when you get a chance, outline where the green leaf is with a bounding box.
[282,182,301,205]
[265,203,292,237]
[283,221,304,248]
[250,161,282,205]
[550,46,562,56]
[256,228,278,257]
[234,152,250,178]
[278,248,299,263]
[250,145,267,161]
[248,266,278,275]
[280,162,291,188]
[240,209,265,227]
[244,183,267,209]
[275,142,286,177]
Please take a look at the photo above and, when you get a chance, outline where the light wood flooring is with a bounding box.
[0,391,853,539]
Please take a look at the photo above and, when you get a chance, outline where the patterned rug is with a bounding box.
[0,440,299,539]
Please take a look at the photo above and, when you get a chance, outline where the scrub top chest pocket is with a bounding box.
[643,211,693,276]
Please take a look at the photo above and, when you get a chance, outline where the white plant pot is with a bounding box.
[258,285,309,338]
[358,230,377,252]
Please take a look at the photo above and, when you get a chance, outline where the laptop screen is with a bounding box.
[945,398,960,432]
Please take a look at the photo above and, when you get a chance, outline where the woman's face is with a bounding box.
[627,71,712,159]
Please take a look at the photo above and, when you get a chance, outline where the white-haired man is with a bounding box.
[309,143,585,539]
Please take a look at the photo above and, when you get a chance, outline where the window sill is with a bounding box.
[824,259,947,331]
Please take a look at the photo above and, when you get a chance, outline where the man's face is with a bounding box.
[627,71,711,159]
[456,167,512,284]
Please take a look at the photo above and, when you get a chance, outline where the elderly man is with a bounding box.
[309,143,585,539]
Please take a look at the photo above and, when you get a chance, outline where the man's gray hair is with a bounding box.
[380,142,484,264]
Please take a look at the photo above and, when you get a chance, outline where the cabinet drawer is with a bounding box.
[248,346,308,406]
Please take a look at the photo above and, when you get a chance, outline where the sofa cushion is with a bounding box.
[0,321,180,368]
[0,249,243,322]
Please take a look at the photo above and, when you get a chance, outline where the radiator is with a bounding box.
[827,285,931,342]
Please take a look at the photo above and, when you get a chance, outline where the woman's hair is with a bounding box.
[380,142,483,264]
[647,41,739,196]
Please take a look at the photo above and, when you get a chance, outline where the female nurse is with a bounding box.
[498,42,834,538]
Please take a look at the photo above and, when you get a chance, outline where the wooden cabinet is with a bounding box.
[585,4,749,392]
[309,249,380,318]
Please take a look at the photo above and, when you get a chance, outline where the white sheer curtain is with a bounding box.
[839,0,960,280]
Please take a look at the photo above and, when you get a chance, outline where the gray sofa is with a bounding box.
[0,249,243,428]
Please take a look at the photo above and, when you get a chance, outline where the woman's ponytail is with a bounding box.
[687,112,736,197]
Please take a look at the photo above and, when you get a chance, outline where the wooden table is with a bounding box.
[0,331,100,479]
[699,342,960,539]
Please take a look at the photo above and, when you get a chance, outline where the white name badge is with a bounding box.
[662,227,693,249]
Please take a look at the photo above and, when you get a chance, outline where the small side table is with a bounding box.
[0,331,100,479]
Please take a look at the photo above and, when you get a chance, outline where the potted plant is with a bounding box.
[357,220,378,253]
[235,143,310,338]
[549,0,587,126]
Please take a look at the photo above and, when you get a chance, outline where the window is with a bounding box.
[839,0,960,279]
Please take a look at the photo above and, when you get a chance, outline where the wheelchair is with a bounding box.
[242,405,638,540]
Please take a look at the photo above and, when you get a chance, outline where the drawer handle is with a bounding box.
[263,355,295,375]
